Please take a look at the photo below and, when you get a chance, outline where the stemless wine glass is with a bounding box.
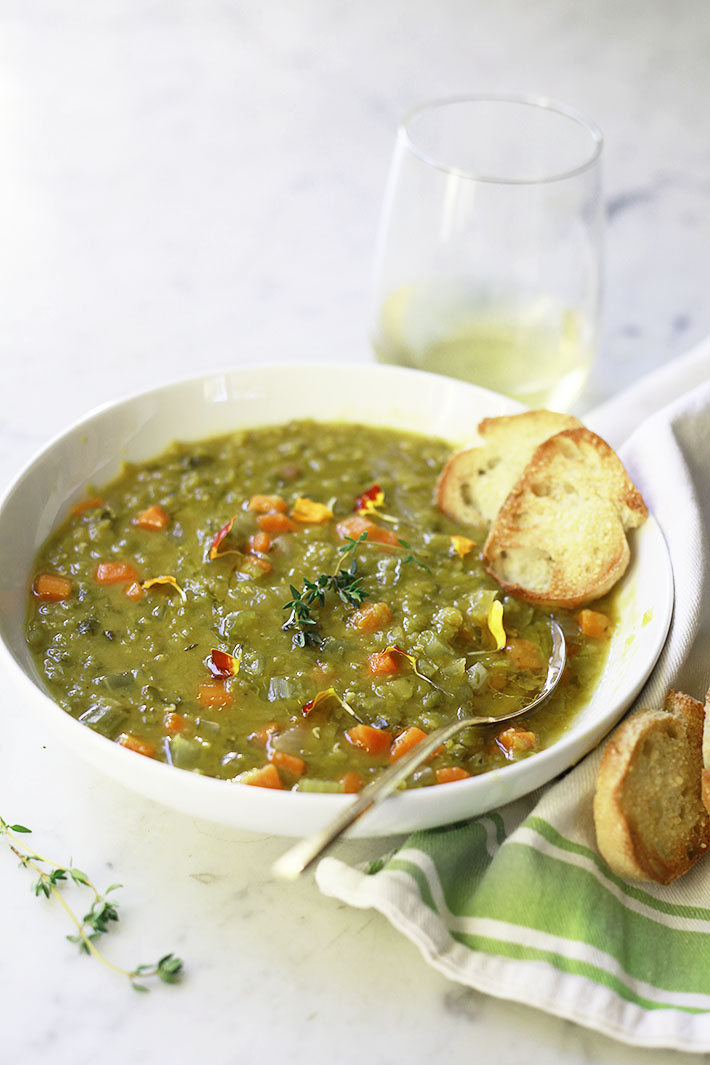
[371,95,603,410]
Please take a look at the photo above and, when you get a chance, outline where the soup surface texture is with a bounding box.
[26,420,611,792]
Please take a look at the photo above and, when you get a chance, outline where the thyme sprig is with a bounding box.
[396,538,431,573]
[0,817,184,992]
[283,533,370,648]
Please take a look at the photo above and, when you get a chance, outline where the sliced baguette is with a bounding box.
[593,690,710,884]
[702,689,710,815]
[436,410,582,529]
[481,427,648,608]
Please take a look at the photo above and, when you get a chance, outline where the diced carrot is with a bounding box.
[496,727,537,758]
[269,750,306,778]
[435,766,471,785]
[248,531,272,554]
[248,494,288,514]
[505,637,546,671]
[577,608,612,639]
[345,723,393,757]
[242,763,284,789]
[340,770,364,793]
[240,554,273,578]
[248,722,280,745]
[257,512,298,534]
[96,561,139,584]
[33,573,73,602]
[350,601,393,633]
[117,733,155,758]
[290,497,333,523]
[71,496,105,515]
[197,680,233,708]
[390,726,429,762]
[124,581,144,600]
[336,514,399,547]
[163,711,186,734]
[366,649,401,677]
[134,504,170,531]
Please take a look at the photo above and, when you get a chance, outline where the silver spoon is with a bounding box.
[272,618,566,880]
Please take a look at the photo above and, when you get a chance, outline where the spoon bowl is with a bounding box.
[273,618,566,879]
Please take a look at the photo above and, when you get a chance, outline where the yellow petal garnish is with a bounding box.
[487,599,507,651]
[141,575,187,602]
[302,687,357,719]
[450,535,477,559]
[356,484,385,516]
[353,484,400,524]
[384,645,450,695]
[291,497,333,524]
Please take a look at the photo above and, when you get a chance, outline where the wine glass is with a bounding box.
[371,95,603,411]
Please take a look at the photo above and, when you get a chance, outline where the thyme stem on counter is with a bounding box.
[0,817,184,992]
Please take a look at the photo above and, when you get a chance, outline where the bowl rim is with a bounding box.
[0,361,675,835]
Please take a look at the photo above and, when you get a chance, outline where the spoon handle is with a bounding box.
[271,719,470,881]
[272,619,565,881]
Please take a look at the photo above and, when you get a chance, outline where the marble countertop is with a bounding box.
[2,2,710,1062]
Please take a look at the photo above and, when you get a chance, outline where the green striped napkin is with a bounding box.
[317,344,710,1052]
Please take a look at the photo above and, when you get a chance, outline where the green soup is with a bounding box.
[25,420,611,793]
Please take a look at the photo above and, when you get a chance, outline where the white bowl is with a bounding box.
[0,363,673,836]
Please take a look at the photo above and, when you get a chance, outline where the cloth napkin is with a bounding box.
[317,336,710,1053]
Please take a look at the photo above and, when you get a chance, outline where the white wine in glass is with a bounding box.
[372,96,603,411]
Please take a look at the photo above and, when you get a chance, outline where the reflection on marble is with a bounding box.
[2,2,710,1062]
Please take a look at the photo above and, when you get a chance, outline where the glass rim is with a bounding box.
[400,94,604,185]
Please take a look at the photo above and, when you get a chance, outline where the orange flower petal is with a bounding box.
[450,535,477,559]
[141,575,187,601]
[291,497,333,524]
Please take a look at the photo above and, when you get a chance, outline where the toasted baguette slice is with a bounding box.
[482,427,648,607]
[593,691,710,884]
[436,410,582,529]
[701,689,710,815]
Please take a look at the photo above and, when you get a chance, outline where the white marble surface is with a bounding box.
[2,2,710,1062]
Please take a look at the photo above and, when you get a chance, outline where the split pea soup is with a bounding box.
[25,420,612,793]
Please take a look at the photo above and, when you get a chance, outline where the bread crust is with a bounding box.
[481,428,648,608]
[594,691,710,884]
[435,410,582,529]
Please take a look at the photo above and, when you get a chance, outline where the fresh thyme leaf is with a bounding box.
[397,538,432,573]
[157,953,184,983]
[335,531,369,572]
[282,585,324,648]
[1,816,184,991]
[283,534,371,649]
